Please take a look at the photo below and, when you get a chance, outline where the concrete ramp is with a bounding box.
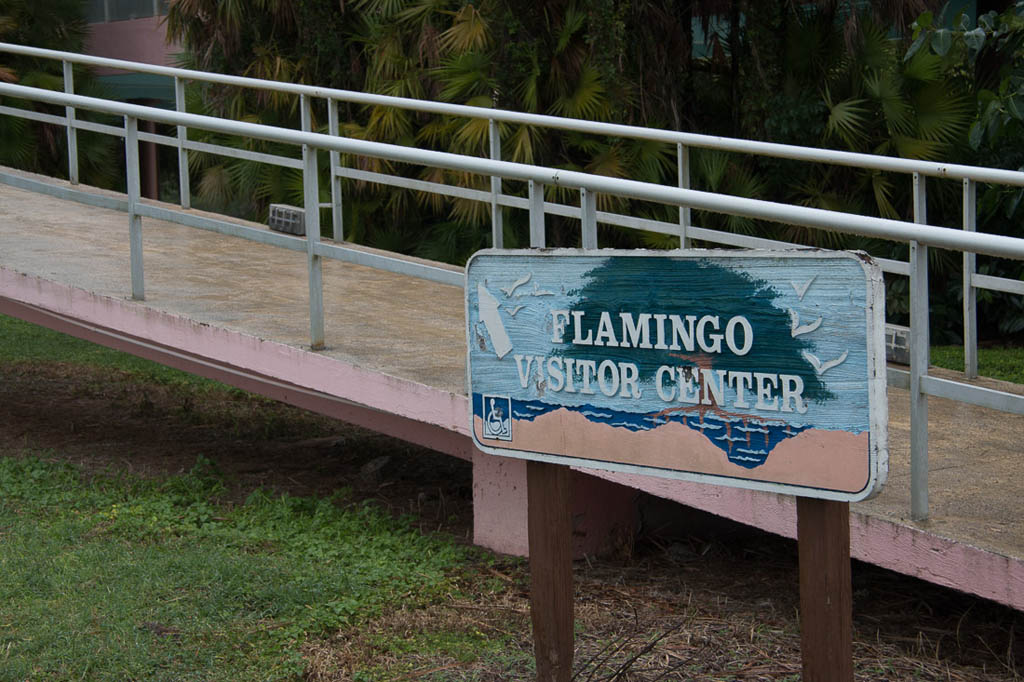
[2,169,1024,611]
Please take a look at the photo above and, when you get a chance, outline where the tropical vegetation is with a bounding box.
[0,0,119,187]
[1,1,1023,340]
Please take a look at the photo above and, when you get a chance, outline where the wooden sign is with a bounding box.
[466,249,887,502]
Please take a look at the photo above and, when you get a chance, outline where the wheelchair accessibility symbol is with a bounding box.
[482,395,512,441]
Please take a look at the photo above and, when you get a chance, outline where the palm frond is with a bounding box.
[452,107,492,153]
[902,46,943,83]
[508,124,540,164]
[856,21,894,72]
[394,0,448,26]
[824,89,870,148]
[547,63,610,121]
[863,70,913,136]
[626,139,674,185]
[912,84,972,145]
[870,172,900,219]
[694,149,729,192]
[415,166,449,213]
[513,55,540,113]
[435,52,496,102]
[439,3,490,54]
[366,105,413,142]
[585,143,627,179]
[196,164,234,208]
[892,134,944,160]
[351,0,406,20]
[415,118,459,148]
[554,4,587,56]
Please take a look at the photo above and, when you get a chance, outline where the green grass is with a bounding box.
[0,455,466,681]
[930,345,1024,384]
[0,314,219,389]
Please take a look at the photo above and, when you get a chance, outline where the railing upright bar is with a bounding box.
[125,115,144,300]
[174,76,191,209]
[528,179,545,247]
[62,60,78,184]
[963,178,978,379]
[910,172,930,521]
[327,97,343,241]
[489,119,503,248]
[580,187,597,248]
[678,143,691,248]
[301,94,325,350]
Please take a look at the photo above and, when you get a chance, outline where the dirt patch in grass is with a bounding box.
[2,362,1023,680]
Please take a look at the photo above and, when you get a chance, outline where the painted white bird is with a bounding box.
[500,273,531,297]
[802,350,848,375]
[791,276,816,301]
[788,308,823,337]
[505,304,526,317]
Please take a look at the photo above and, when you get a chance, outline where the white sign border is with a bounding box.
[465,248,888,502]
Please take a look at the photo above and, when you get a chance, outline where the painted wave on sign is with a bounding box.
[473,394,810,469]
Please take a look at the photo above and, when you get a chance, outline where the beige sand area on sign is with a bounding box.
[475,410,870,493]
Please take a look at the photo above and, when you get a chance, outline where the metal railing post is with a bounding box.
[910,172,929,520]
[125,115,144,300]
[963,178,978,378]
[327,97,344,241]
[489,119,503,248]
[580,187,597,249]
[301,94,325,350]
[62,60,78,184]
[678,143,691,248]
[528,179,545,247]
[174,76,191,209]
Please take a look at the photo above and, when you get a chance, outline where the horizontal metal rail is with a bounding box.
[8,85,1016,261]
[973,273,1024,297]
[4,41,1024,187]
[888,368,1024,415]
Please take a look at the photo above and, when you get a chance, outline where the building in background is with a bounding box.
[83,0,177,198]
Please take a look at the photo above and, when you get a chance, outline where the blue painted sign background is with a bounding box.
[466,249,888,502]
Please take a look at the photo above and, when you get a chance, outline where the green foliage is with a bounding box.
[0,454,465,680]
[931,344,1024,383]
[0,0,119,187]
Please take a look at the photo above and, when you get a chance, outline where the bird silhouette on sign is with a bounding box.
[788,309,822,337]
[802,350,848,375]
[504,304,525,317]
[791,276,815,301]
[500,273,531,298]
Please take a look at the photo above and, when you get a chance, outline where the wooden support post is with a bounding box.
[527,460,574,682]
[797,497,853,682]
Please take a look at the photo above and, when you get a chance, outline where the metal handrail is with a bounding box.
[2,83,1023,260]
[3,44,1024,524]
[3,40,1024,187]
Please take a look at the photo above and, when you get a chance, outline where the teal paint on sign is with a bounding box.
[466,249,888,502]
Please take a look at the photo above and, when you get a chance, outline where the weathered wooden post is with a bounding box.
[527,460,573,681]
[798,497,853,681]
[465,249,887,679]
